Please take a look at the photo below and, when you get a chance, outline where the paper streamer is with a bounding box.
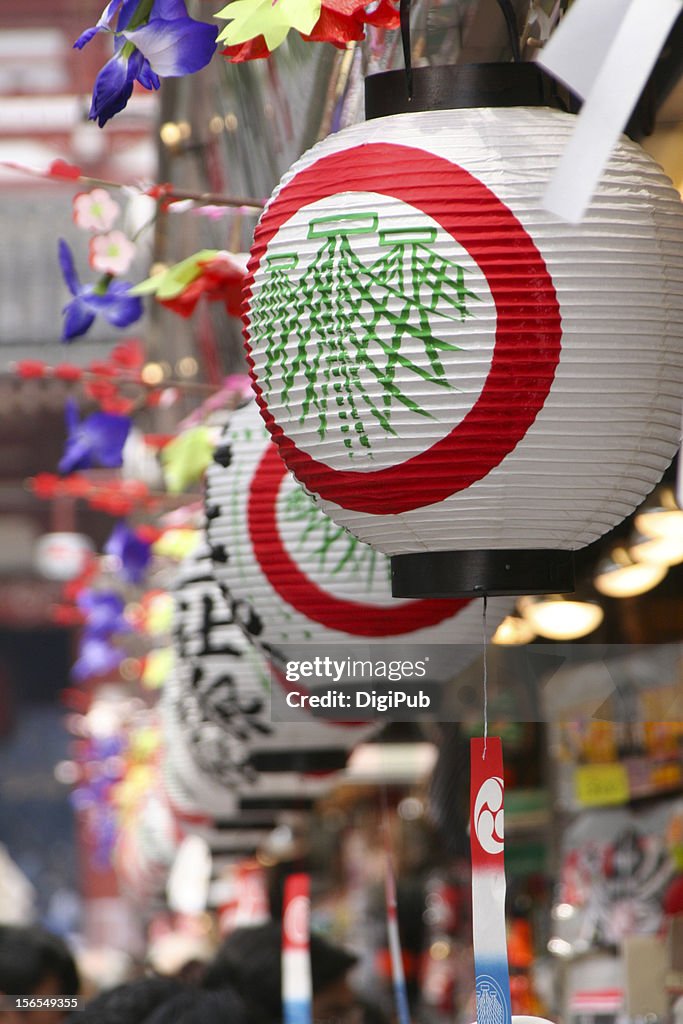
[538,0,682,222]
[384,843,411,1024]
[470,737,511,1024]
[219,862,270,935]
[282,873,313,1024]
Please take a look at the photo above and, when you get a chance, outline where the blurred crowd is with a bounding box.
[0,921,386,1024]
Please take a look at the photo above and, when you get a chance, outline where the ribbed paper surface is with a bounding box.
[243,107,683,556]
[161,541,369,823]
[206,401,509,673]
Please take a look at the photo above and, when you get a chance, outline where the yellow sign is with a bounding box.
[575,763,630,807]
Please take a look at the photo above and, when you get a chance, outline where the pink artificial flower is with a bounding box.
[192,205,232,220]
[89,231,137,275]
[73,188,121,231]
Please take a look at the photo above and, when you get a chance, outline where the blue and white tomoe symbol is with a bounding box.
[470,739,511,1024]
[469,740,555,1024]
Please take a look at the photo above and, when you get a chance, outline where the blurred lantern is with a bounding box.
[161,541,374,832]
[243,64,683,598]
[635,487,683,541]
[594,547,668,598]
[629,531,683,568]
[491,616,536,647]
[34,531,94,581]
[517,595,603,641]
[114,781,179,901]
[206,401,510,678]
[161,665,332,821]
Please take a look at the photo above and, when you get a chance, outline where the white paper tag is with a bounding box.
[538,0,682,223]
[537,0,631,99]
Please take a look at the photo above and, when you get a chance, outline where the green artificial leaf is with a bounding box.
[161,426,215,493]
[215,0,321,51]
[131,250,219,300]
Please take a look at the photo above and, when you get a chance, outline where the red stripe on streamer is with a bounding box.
[470,736,505,872]
[283,873,311,952]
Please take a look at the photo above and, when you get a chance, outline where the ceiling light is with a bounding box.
[634,487,683,540]
[594,546,667,598]
[629,531,683,567]
[517,595,604,641]
[492,615,537,646]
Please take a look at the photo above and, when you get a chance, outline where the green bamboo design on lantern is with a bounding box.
[251,254,301,398]
[281,484,384,588]
[256,213,480,455]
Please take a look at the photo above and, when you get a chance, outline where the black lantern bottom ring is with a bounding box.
[390,548,575,598]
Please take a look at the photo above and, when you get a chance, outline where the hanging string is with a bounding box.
[494,0,522,62]
[400,0,413,99]
[481,595,489,760]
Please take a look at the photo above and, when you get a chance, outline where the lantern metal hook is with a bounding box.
[494,0,522,62]
[400,0,413,99]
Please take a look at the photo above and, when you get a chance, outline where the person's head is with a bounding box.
[203,922,358,1024]
[70,976,187,1024]
[144,987,250,1024]
[0,925,78,1024]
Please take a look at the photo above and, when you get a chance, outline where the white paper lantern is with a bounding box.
[206,401,509,677]
[34,532,93,581]
[243,75,683,598]
[114,783,179,900]
[164,541,373,823]
[161,665,332,822]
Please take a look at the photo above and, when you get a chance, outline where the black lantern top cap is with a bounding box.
[364,63,567,120]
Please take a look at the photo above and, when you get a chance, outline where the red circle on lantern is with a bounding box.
[247,443,468,636]
[244,142,562,516]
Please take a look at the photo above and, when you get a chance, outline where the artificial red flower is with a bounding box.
[119,479,150,501]
[89,494,135,516]
[221,37,270,61]
[110,339,145,372]
[15,360,48,379]
[51,605,87,626]
[136,525,163,544]
[30,473,60,500]
[54,364,84,382]
[88,360,118,378]
[101,394,136,416]
[159,251,248,318]
[60,475,93,499]
[223,0,398,58]
[143,434,173,449]
[49,159,82,180]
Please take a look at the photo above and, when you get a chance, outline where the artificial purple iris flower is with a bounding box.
[104,521,152,584]
[75,0,218,127]
[59,398,131,475]
[72,635,123,681]
[59,239,142,341]
[77,589,131,638]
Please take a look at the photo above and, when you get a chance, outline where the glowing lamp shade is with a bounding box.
[629,532,683,567]
[635,489,683,541]
[517,596,603,641]
[243,75,683,599]
[492,616,536,646]
[594,548,668,598]
[205,401,510,681]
